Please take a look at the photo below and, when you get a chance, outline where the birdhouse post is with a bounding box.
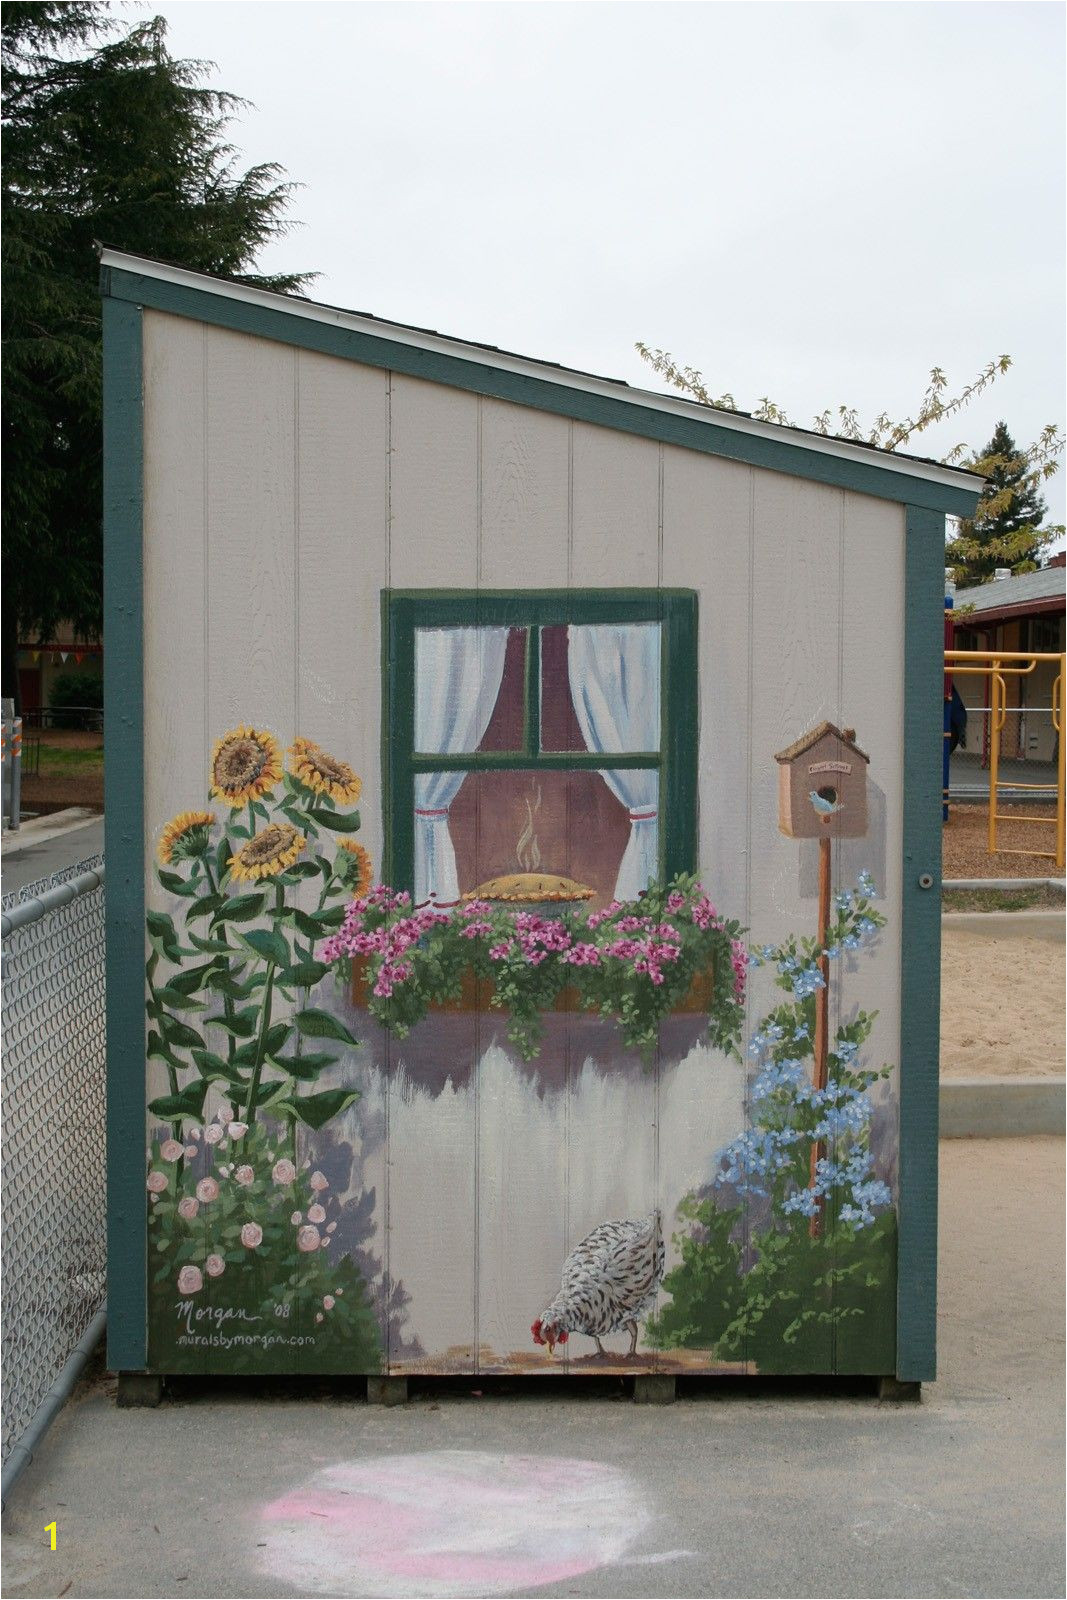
[775,723,870,1235]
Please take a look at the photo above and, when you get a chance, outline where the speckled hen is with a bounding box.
[532,1213,664,1358]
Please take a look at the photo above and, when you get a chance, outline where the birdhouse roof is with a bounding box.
[774,722,870,764]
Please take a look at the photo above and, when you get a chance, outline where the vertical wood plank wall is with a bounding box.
[142,310,906,1375]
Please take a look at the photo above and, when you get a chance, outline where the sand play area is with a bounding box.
[941,918,1065,1077]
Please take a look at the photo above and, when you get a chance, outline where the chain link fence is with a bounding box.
[1,854,107,1467]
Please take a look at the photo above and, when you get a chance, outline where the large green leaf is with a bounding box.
[157,868,198,898]
[149,1080,209,1120]
[191,1048,249,1088]
[154,984,207,1012]
[284,907,328,941]
[272,1087,361,1129]
[282,959,329,989]
[159,1015,206,1052]
[235,927,290,967]
[215,893,267,923]
[167,961,220,996]
[185,892,223,921]
[267,1050,335,1081]
[277,860,320,881]
[186,930,235,956]
[211,1010,258,1039]
[146,909,182,961]
[232,1022,292,1067]
[147,1029,180,1067]
[305,806,361,833]
[205,970,261,1000]
[293,1009,359,1046]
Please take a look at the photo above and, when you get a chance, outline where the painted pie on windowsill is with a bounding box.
[462,872,595,904]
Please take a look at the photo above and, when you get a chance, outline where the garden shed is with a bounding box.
[101,248,982,1395]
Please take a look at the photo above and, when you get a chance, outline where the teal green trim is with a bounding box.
[102,298,147,1372]
[102,267,981,519]
[525,627,541,759]
[382,590,698,895]
[897,504,945,1383]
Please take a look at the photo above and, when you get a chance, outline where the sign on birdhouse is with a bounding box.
[775,721,869,839]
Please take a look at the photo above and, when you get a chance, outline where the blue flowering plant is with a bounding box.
[732,871,890,1229]
[647,875,896,1365]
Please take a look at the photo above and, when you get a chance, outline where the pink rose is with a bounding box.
[297,1225,321,1253]
[241,1222,264,1249]
[146,1171,168,1193]
[322,1295,335,1310]
[272,1159,297,1186]
[326,1222,337,1234]
[234,1165,255,1187]
[203,1124,223,1145]
[205,1254,225,1278]
[189,1127,202,1140]
[195,1177,219,1204]
[228,1121,248,1140]
[315,1312,324,1323]
[307,1203,326,1224]
[309,1171,329,1192]
[177,1265,203,1294]
[290,1211,302,1225]
[159,1139,184,1162]
[184,1146,198,1160]
[177,1197,199,1220]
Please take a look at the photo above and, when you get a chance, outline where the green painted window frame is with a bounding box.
[381,589,698,895]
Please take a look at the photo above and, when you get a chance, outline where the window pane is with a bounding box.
[413,625,522,754]
[540,622,661,753]
[421,768,634,910]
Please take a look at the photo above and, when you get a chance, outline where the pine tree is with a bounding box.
[944,420,1053,587]
[1,2,312,702]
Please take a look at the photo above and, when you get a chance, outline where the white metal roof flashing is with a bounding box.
[99,248,983,497]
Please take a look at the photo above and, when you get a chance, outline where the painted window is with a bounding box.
[383,592,697,906]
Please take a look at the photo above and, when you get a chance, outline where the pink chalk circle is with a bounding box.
[258,1449,652,1597]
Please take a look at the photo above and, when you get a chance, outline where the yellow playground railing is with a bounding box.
[945,650,1066,871]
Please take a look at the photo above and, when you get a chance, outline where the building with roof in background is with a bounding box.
[951,556,1065,765]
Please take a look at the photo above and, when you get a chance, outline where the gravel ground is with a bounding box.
[943,802,1063,879]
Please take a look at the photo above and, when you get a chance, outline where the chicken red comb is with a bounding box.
[531,1319,544,1345]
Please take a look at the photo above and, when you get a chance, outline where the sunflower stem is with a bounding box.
[202,855,238,1061]
[242,962,276,1126]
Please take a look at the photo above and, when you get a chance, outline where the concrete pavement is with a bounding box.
[1,1137,1063,1600]
[1,813,105,896]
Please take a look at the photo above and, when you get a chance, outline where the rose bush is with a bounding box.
[147,1112,381,1371]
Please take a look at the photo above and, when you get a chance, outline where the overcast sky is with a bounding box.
[152,0,1066,528]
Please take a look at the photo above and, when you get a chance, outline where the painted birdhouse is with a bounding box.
[775,722,869,839]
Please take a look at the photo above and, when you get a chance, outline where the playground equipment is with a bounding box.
[944,649,1066,871]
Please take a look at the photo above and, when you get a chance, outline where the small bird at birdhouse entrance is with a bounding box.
[809,787,844,819]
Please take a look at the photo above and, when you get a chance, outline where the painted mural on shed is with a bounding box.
[105,249,981,1380]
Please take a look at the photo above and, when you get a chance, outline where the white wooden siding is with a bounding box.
[141,309,907,1373]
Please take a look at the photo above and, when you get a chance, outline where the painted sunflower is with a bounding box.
[228,822,306,883]
[288,737,362,806]
[158,810,215,865]
[210,725,283,808]
[336,838,373,895]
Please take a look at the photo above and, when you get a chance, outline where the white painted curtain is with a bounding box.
[567,623,661,901]
[413,627,509,906]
